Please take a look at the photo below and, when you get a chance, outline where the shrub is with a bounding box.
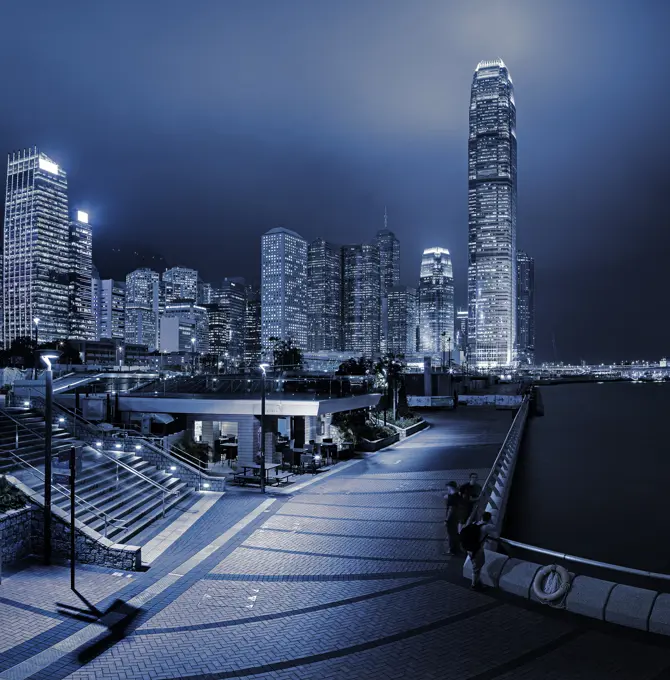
[0,475,27,513]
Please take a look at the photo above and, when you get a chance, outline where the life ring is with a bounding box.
[532,564,571,603]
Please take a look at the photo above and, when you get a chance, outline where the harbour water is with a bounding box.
[504,381,670,573]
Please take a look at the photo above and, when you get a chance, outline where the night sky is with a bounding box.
[1,0,669,364]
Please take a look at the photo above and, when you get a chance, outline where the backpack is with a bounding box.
[459,523,482,553]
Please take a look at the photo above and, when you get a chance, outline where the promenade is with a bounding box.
[1,408,670,679]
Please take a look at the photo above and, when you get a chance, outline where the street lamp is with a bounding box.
[191,337,196,375]
[33,317,40,345]
[38,350,60,566]
[259,363,270,493]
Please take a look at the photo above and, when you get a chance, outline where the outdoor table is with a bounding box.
[234,462,280,485]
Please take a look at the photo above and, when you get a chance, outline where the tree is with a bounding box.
[268,337,304,370]
[0,337,37,368]
[374,353,406,421]
[336,357,373,376]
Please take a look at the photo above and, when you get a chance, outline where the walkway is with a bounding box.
[2,408,670,679]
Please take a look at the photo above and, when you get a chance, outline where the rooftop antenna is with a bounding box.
[384,206,388,231]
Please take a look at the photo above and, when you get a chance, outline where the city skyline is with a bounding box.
[0,2,669,362]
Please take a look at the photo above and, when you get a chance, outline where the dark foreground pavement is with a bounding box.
[1,407,670,680]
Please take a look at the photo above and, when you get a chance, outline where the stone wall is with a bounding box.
[7,476,141,571]
[0,506,32,566]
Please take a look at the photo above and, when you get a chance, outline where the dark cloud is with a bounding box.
[1,0,668,362]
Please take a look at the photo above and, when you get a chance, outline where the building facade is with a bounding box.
[69,210,96,340]
[161,301,209,353]
[387,285,417,357]
[125,268,160,350]
[2,148,70,346]
[516,250,535,365]
[342,243,381,358]
[244,285,261,368]
[467,58,517,368]
[261,227,308,356]
[375,221,400,354]
[211,277,246,365]
[162,266,198,303]
[98,279,126,341]
[307,238,342,352]
[418,248,454,363]
[455,308,469,359]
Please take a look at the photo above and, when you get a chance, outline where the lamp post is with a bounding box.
[38,351,59,565]
[259,363,269,494]
[32,318,40,379]
[191,337,196,376]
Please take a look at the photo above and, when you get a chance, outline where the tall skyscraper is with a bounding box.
[2,148,70,346]
[261,227,308,355]
[516,250,535,365]
[69,210,96,340]
[455,308,469,358]
[244,284,261,368]
[375,216,400,353]
[467,59,517,368]
[342,243,381,358]
[211,277,246,364]
[125,268,160,349]
[97,279,126,341]
[418,248,454,361]
[307,238,342,351]
[387,285,417,356]
[162,266,198,303]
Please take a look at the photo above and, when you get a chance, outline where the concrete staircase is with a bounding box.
[0,407,191,544]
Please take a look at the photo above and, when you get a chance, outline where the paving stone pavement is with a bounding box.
[3,409,670,679]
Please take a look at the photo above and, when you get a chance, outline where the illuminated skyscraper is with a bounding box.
[418,248,454,360]
[387,286,417,356]
[69,210,96,340]
[211,277,246,365]
[2,148,70,346]
[342,243,381,357]
[162,266,198,303]
[467,59,517,367]
[244,285,261,367]
[125,268,160,350]
[375,218,400,353]
[261,227,308,355]
[161,301,209,353]
[516,250,535,365]
[307,238,342,351]
[455,308,469,357]
[95,279,126,341]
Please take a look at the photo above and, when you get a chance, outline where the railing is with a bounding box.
[499,537,670,583]
[1,399,179,517]
[468,397,530,534]
[2,448,125,537]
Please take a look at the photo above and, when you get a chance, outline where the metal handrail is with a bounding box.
[498,537,670,583]
[2,448,126,536]
[468,398,529,528]
[1,402,177,497]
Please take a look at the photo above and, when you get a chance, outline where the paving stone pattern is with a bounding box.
[2,409,670,679]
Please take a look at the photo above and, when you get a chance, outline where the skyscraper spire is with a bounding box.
[384,205,388,231]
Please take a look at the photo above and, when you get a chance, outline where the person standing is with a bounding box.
[460,511,496,590]
[444,481,463,556]
[459,472,482,527]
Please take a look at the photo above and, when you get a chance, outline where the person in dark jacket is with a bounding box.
[444,481,463,555]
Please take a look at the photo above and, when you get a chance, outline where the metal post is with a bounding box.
[44,366,53,565]
[70,445,76,591]
[260,372,266,494]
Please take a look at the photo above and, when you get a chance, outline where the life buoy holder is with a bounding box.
[532,564,571,603]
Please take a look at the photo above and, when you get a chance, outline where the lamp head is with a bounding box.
[33,317,40,325]
[36,349,60,370]
[259,363,270,375]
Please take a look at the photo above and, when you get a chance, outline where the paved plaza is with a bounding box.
[2,409,670,679]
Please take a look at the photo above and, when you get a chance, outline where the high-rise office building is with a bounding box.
[204,303,227,359]
[418,248,454,361]
[161,301,209,353]
[211,277,246,364]
[307,238,342,352]
[69,210,96,340]
[244,285,261,368]
[125,268,160,349]
[342,243,381,358]
[261,227,308,355]
[467,59,517,368]
[516,250,535,365]
[162,266,198,303]
[387,286,417,356]
[375,217,400,353]
[97,279,126,341]
[197,281,213,305]
[455,308,469,356]
[2,148,70,346]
